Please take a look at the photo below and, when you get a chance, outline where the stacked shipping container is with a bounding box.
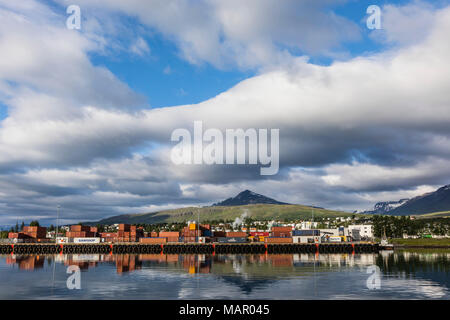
[271,226,292,238]
[8,226,48,240]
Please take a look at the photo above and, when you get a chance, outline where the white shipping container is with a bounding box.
[56,237,71,243]
[73,237,100,243]
[293,236,311,243]
[329,236,342,243]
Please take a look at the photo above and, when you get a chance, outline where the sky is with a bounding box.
[1,0,450,225]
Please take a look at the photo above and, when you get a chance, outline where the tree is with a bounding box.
[30,220,40,227]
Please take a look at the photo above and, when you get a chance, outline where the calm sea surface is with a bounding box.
[0,250,449,299]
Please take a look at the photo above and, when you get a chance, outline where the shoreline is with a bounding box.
[394,245,450,249]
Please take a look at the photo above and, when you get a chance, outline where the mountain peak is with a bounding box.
[212,190,289,207]
[369,183,450,215]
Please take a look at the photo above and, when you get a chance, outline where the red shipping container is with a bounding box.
[226,232,247,238]
[140,237,167,244]
[272,232,291,238]
[23,226,47,233]
[183,236,201,243]
[265,237,293,243]
[271,226,292,232]
[101,232,117,238]
[70,225,90,232]
[250,232,270,237]
[119,224,131,231]
[159,231,180,238]
[213,231,226,237]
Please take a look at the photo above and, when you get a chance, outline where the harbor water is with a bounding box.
[0,250,448,299]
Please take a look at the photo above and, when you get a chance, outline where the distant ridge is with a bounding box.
[85,190,351,225]
[387,184,450,215]
[365,184,450,216]
[212,190,289,206]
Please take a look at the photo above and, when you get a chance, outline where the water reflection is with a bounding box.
[0,251,449,299]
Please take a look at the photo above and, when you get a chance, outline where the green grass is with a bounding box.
[93,204,356,225]
[390,238,450,246]
[415,211,450,218]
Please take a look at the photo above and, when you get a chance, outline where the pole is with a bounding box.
[55,205,60,243]
[197,210,200,244]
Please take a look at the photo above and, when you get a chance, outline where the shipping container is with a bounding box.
[250,232,269,237]
[271,226,292,232]
[73,237,101,243]
[226,231,247,238]
[212,231,225,237]
[118,224,131,231]
[23,226,47,233]
[139,237,167,244]
[56,237,71,243]
[265,237,293,243]
[70,225,91,232]
[329,236,342,243]
[100,232,117,238]
[271,232,291,238]
[292,230,320,236]
[159,231,180,238]
[217,237,248,243]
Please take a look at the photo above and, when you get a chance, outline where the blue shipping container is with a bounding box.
[292,230,320,236]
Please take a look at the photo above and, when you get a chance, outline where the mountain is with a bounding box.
[366,199,410,214]
[85,190,352,225]
[368,184,450,216]
[387,185,450,215]
[212,190,289,206]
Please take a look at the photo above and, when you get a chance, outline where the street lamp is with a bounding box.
[55,205,60,243]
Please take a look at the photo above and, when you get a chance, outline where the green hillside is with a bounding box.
[89,204,353,225]
[415,211,450,219]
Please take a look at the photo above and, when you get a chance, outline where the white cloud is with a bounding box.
[371,1,437,46]
[58,0,361,70]
[0,1,450,223]
[130,37,150,56]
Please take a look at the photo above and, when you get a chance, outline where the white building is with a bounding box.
[319,228,340,237]
[348,225,373,239]
[300,221,318,229]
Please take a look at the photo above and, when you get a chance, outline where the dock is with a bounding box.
[0,243,379,254]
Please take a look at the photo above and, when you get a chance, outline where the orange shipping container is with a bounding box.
[139,237,167,244]
[70,225,91,232]
[226,232,247,238]
[159,231,180,238]
[119,224,131,231]
[271,226,292,232]
[265,237,293,243]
